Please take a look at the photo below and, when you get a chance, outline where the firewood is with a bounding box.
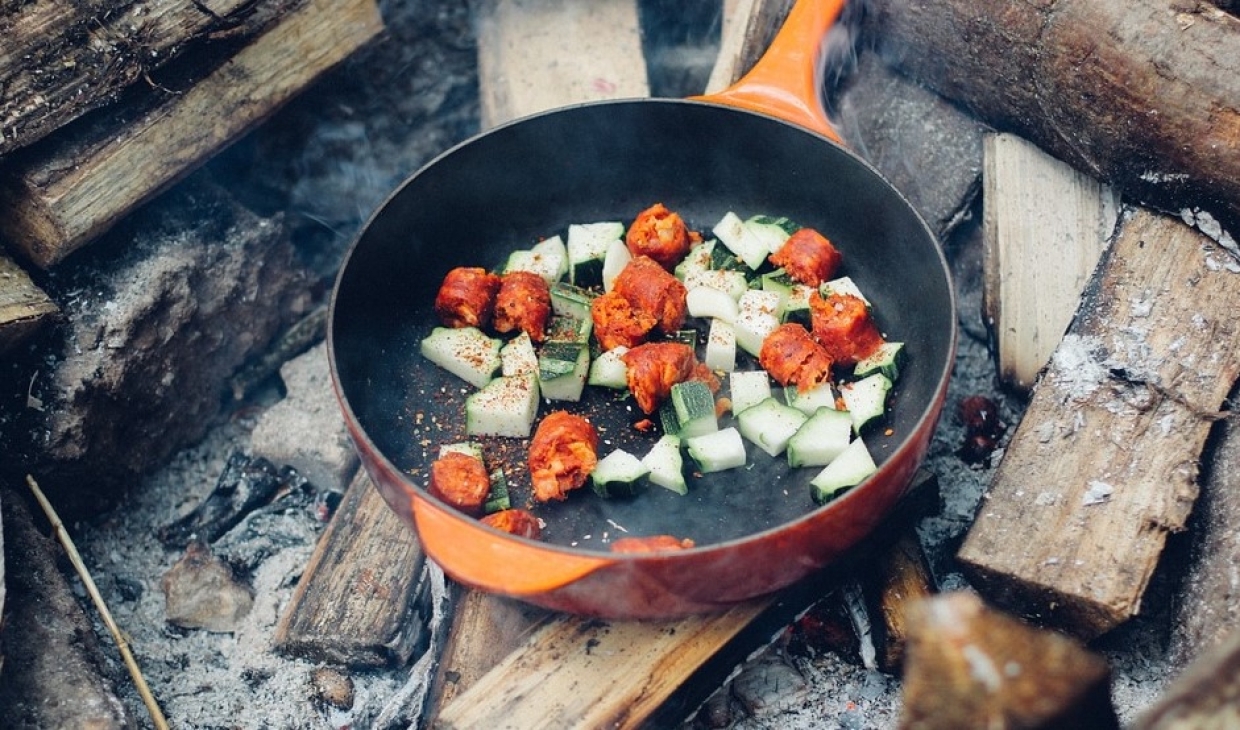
[899,591,1118,729]
[958,208,1240,639]
[864,0,1240,245]
[1132,628,1240,730]
[1168,411,1240,668]
[704,0,791,95]
[866,530,935,673]
[0,254,58,354]
[474,0,649,131]
[0,0,306,157]
[0,0,383,268]
[981,132,1119,391]
[273,469,429,667]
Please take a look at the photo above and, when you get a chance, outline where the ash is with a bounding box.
[70,1,1176,728]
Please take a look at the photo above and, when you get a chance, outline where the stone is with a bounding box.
[161,539,254,632]
[0,484,131,728]
[311,666,355,710]
[249,341,358,493]
[1,173,312,514]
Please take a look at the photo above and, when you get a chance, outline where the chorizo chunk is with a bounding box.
[613,256,688,335]
[493,270,552,342]
[768,228,842,287]
[622,341,698,415]
[626,203,692,270]
[810,292,884,367]
[480,509,543,540]
[528,411,599,502]
[434,266,501,329]
[428,451,491,515]
[591,290,658,351]
[759,323,834,392]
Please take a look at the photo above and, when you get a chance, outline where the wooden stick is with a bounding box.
[25,474,169,730]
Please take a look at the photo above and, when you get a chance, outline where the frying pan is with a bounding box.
[329,0,956,618]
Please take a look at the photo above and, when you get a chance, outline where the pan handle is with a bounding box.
[696,0,846,142]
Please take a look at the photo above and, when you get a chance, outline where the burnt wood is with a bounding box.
[0,254,57,354]
[959,208,1240,639]
[0,0,383,268]
[273,469,429,667]
[865,0,1240,242]
[0,0,305,157]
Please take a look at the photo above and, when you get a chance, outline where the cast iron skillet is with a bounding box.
[329,0,956,618]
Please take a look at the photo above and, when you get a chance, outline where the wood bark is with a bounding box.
[0,0,382,268]
[865,0,1240,243]
[0,0,305,156]
[958,208,1240,639]
[273,470,429,667]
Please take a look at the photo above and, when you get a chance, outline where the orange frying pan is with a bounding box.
[329,0,956,618]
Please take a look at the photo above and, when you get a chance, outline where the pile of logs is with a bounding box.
[0,0,385,352]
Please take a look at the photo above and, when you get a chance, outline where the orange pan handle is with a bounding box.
[696,0,846,142]
[413,495,612,595]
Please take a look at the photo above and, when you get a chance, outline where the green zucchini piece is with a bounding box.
[810,437,877,504]
[549,281,597,320]
[504,235,568,283]
[587,346,629,389]
[420,326,502,389]
[703,319,736,373]
[686,427,748,473]
[712,211,770,270]
[674,239,715,281]
[787,407,853,468]
[820,276,871,307]
[483,468,511,514]
[567,222,623,288]
[683,268,750,300]
[659,401,682,436]
[780,284,816,328]
[839,373,893,434]
[500,331,538,378]
[465,372,540,438]
[590,448,650,498]
[729,370,772,417]
[537,341,590,402]
[438,441,484,461]
[642,434,687,495]
[671,380,718,438]
[759,268,798,299]
[782,380,837,416]
[736,396,808,458]
[853,342,906,383]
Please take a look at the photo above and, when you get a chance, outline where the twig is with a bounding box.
[26,474,170,730]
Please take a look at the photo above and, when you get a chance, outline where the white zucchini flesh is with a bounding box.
[810,437,877,503]
[854,341,906,382]
[729,370,773,416]
[601,239,632,293]
[686,286,739,323]
[704,319,737,373]
[712,211,770,270]
[686,427,748,473]
[438,441,484,461]
[744,215,794,255]
[736,397,809,457]
[505,235,568,284]
[681,268,749,300]
[839,373,893,434]
[820,276,871,306]
[500,331,538,377]
[673,240,715,281]
[465,373,540,438]
[642,434,687,494]
[786,407,853,468]
[586,346,629,389]
[783,380,837,415]
[733,307,780,357]
[567,222,623,286]
[420,326,502,389]
[538,344,590,402]
[591,448,650,487]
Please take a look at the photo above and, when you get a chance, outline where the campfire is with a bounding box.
[1,0,1237,728]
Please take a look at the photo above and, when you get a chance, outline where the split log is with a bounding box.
[0,0,306,157]
[900,591,1118,729]
[1168,405,1240,668]
[0,254,58,354]
[865,530,935,673]
[273,469,429,667]
[958,208,1240,639]
[1133,628,1240,730]
[865,0,1240,243]
[982,132,1119,391]
[0,0,383,268]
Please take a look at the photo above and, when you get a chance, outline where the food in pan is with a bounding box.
[419,204,906,547]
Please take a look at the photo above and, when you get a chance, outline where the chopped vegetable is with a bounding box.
[590,448,650,498]
[736,396,808,458]
[420,326,502,388]
[686,427,748,473]
[809,437,877,504]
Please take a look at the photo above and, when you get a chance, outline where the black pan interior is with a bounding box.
[331,99,955,551]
